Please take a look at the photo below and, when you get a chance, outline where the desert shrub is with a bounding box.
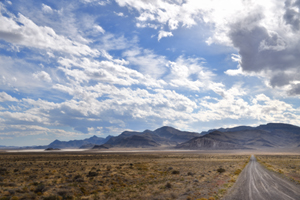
[29,175,37,179]
[80,187,88,195]
[11,197,19,200]
[32,182,39,186]
[0,197,9,200]
[234,169,241,175]
[107,165,112,171]
[187,172,194,176]
[0,168,7,175]
[172,170,180,174]
[8,189,15,195]
[0,176,3,182]
[8,183,16,187]
[217,167,225,173]
[165,182,172,189]
[57,190,68,196]
[73,174,84,182]
[35,183,46,193]
[87,171,98,177]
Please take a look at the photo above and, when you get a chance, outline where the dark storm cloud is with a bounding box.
[228,11,300,95]
[284,0,300,31]
[289,84,300,96]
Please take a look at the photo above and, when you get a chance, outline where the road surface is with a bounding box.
[223,155,300,200]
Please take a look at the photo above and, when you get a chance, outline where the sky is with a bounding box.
[1,0,300,146]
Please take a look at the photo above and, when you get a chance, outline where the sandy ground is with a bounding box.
[0,151,250,200]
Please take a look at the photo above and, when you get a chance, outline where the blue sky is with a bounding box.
[1,0,300,146]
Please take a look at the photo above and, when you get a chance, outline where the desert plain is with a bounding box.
[0,150,299,200]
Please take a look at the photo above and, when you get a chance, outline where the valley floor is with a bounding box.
[0,151,250,200]
[0,150,299,200]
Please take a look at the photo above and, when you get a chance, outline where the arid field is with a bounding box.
[256,154,300,184]
[0,152,250,200]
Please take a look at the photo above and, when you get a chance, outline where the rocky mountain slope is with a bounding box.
[94,126,200,148]
[47,135,112,149]
[176,123,300,149]
[20,123,300,150]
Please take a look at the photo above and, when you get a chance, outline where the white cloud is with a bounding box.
[0,124,86,137]
[164,56,222,92]
[114,12,124,17]
[82,0,111,6]
[42,4,53,13]
[0,92,18,102]
[0,11,99,57]
[168,19,179,30]
[57,57,151,87]
[0,56,56,93]
[158,30,173,41]
[33,71,52,82]
[93,25,105,34]
[123,48,168,79]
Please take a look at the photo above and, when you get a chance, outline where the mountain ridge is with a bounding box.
[6,123,300,150]
[101,126,200,148]
[176,123,300,149]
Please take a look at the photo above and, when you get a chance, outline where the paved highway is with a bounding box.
[223,155,300,200]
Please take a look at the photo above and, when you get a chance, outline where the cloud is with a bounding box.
[284,0,300,31]
[83,0,111,6]
[115,0,300,96]
[93,25,105,34]
[0,92,18,102]
[33,71,52,82]
[42,4,53,13]
[114,12,124,17]
[123,48,168,79]
[164,56,222,92]
[227,9,300,95]
[115,0,201,39]
[0,124,85,137]
[0,10,99,57]
[158,30,173,41]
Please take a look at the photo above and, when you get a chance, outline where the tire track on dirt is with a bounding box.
[223,155,300,200]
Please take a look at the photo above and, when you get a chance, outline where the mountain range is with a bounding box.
[35,135,113,149]
[96,126,200,148]
[177,123,300,149]
[13,123,300,150]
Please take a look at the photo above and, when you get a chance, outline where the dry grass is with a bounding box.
[0,152,250,200]
[256,155,300,184]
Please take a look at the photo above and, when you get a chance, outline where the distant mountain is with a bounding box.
[47,135,112,149]
[102,126,200,148]
[0,145,19,149]
[177,123,300,149]
[176,131,245,149]
[11,123,299,150]
[200,125,255,135]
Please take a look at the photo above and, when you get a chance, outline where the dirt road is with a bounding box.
[223,155,300,200]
